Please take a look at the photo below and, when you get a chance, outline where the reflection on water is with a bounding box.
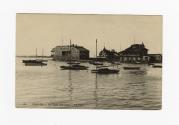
[94,73,98,108]
[16,57,162,110]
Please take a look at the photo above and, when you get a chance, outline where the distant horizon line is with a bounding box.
[16,55,51,57]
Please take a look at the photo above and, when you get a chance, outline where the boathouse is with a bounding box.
[99,47,119,60]
[148,54,162,63]
[51,44,89,61]
[118,42,150,63]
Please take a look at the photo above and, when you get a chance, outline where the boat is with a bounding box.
[24,61,47,66]
[91,39,119,74]
[22,49,48,66]
[22,59,47,66]
[123,67,140,70]
[60,64,88,70]
[91,67,119,74]
[152,64,162,68]
[22,60,35,63]
[60,40,89,70]
[22,59,48,63]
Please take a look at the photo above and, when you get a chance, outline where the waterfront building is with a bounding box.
[118,42,150,63]
[148,54,162,63]
[51,44,89,61]
[99,47,119,60]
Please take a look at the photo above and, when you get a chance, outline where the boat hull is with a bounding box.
[152,65,162,68]
[22,59,48,63]
[60,65,88,70]
[91,68,119,74]
[123,67,140,70]
[24,62,47,66]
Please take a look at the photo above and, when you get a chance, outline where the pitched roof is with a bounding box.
[51,45,89,52]
[74,46,89,52]
[51,48,56,52]
[122,43,148,52]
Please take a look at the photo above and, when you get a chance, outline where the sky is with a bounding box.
[16,14,162,57]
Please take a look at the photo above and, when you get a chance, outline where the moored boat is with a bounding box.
[22,59,48,63]
[123,67,140,70]
[24,61,47,66]
[60,64,88,70]
[60,40,89,70]
[91,68,119,74]
[22,49,48,66]
[152,64,162,68]
[91,39,119,74]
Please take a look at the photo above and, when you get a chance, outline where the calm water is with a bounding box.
[16,57,162,110]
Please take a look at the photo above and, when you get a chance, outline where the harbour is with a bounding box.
[16,14,162,110]
[16,57,162,109]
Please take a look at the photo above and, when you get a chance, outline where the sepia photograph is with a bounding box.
[16,13,162,110]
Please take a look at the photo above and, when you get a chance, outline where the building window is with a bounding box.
[62,51,70,56]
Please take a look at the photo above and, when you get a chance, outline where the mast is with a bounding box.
[96,39,98,58]
[42,48,44,59]
[61,35,63,46]
[35,48,37,58]
[62,39,63,46]
[70,39,72,63]
[96,39,98,70]
[133,36,136,44]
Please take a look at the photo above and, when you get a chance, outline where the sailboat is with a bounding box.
[60,40,88,70]
[89,39,103,66]
[22,48,48,66]
[91,39,119,74]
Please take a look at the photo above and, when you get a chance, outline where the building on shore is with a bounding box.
[118,42,150,63]
[118,42,162,63]
[98,42,162,63]
[148,54,162,63]
[99,47,119,61]
[51,44,89,61]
